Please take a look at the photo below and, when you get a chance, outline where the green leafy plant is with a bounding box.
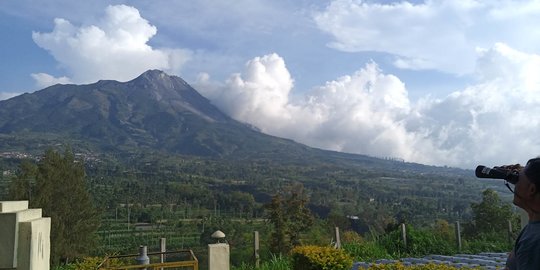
[377,225,455,257]
[232,254,291,270]
[291,245,353,270]
[343,241,392,262]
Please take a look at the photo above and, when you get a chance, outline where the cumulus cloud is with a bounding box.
[31,73,72,88]
[31,5,192,87]
[313,0,540,75]
[197,45,540,168]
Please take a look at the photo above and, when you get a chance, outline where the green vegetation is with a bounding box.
[266,184,314,254]
[7,149,101,264]
[0,148,519,269]
[233,254,291,270]
[291,245,353,270]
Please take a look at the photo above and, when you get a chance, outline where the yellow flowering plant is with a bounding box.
[291,245,353,270]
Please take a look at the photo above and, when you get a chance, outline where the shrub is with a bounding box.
[461,232,512,254]
[377,225,455,257]
[233,254,291,270]
[343,241,391,262]
[341,231,364,244]
[291,245,353,270]
[51,257,108,270]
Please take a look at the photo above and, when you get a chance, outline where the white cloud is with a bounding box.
[31,5,192,85]
[200,54,296,128]
[31,73,72,88]
[313,0,540,75]
[197,44,540,168]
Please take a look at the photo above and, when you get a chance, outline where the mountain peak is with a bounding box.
[139,69,168,79]
[132,69,174,85]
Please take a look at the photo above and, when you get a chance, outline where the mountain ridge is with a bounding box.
[0,70,473,177]
[0,70,327,160]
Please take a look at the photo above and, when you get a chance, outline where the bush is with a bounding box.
[377,225,455,257]
[341,231,364,244]
[343,241,391,262]
[51,257,105,270]
[51,256,124,270]
[233,254,291,270]
[291,245,353,270]
[462,232,513,254]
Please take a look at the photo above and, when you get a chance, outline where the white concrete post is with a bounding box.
[209,230,228,270]
[400,223,407,249]
[208,243,229,270]
[334,227,341,249]
[160,237,166,270]
[455,221,462,252]
[253,231,259,268]
[160,237,166,263]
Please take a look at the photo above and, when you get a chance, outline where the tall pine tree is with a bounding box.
[265,183,314,254]
[9,148,100,264]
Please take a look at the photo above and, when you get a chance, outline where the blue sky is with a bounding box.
[2,0,540,168]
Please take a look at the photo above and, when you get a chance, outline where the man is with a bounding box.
[504,158,540,269]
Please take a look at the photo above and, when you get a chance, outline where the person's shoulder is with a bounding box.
[519,224,540,247]
[526,221,540,232]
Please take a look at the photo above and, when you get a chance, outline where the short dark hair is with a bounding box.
[525,158,540,185]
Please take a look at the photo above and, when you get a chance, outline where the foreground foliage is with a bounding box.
[266,184,315,254]
[8,149,101,264]
[233,254,292,270]
[291,245,353,270]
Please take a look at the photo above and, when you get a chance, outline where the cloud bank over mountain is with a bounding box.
[196,44,540,168]
[24,3,540,168]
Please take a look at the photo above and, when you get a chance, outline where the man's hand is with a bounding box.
[496,164,523,172]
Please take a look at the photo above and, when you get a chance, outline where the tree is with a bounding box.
[465,189,519,238]
[265,183,314,254]
[8,148,101,264]
[8,159,37,200]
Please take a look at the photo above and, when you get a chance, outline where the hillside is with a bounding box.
[0,70,474,175]
[0,70,505,250]
[0,70,304,158]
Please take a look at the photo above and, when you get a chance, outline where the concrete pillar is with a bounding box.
[17,218,51,270]
[400,223,407,248]
[0,201,50,270]
[334,227,341,249]
[455,221,462,252]
[208,243,229,270]
[160,238,166,263]
[253,231,259,268]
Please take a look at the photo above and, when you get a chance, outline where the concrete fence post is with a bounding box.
[254,231,260,268]
[334,227,341,249]
[455,221,462,252]
[160,237,166,270]
[400,223,407,249]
